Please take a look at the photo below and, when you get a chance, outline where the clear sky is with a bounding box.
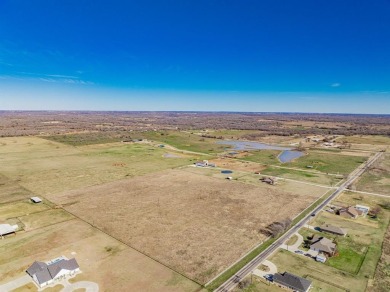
[1,0,390,113]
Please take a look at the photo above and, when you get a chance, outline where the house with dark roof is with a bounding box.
[319,224,347,236]
[338,206,363,219]
[26,257,80,288]
[273,272,312,292]
[310,235,336,256]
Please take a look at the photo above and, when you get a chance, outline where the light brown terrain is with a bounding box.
[49,169,323,283]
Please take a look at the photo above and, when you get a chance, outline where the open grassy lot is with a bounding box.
[49,169,320,284]
[19,209,75,231]
[357,154,390,195]
[0,219,201,292]
[0,136,202,195]
[338,135,390,146]
[283,150,367,175]
[0,174,33,204]
[43,131,133,146]
[133,130,227,154]
[0,201,49,219]
[260,166,342,186]
[239,150,281,165]
[208,157,266,173]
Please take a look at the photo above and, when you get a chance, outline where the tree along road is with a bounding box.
[214,151,383,292]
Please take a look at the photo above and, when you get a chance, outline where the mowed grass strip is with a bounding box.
[0,174,32,204]
[0,201,49,219]
[19,209,75,231]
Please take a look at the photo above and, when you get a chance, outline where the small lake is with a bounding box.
[217,140,291,151]
[278,150,305,163]
[217,140,304,163]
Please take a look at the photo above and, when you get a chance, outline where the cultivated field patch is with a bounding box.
[51,169,323,284]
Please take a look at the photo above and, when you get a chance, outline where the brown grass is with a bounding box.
[51,169,322,284]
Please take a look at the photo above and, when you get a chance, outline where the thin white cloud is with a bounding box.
[331,83,341,87]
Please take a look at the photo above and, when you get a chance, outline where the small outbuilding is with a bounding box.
[31,197,42,203]
[260,177,275,185]
[0,224,18,238]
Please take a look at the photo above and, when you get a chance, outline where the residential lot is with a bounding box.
[0,212,201,292]
[49,169,324,284]
[258,190,390,292]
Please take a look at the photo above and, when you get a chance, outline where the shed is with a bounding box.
[0,224,18,237]
[31,197,42,203]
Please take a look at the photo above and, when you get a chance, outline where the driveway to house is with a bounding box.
[61,280,99,292]
[280,232,303,252]
[0,275,32,291]
[252,260,277,278]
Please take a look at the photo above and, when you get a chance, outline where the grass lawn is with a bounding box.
[0,201,49,219]
[327,245,366,274]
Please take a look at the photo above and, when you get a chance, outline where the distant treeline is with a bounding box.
[0,111,389,137]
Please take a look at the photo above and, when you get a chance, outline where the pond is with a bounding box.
[278,150,305,163]
[217,140,304,163]
[217,140,291,151]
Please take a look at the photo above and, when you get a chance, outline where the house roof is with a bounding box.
[273,272,312,292]
[340,206,362,217]
[48,258,79,278]
[311,236,336,254]
[35,269,53,284]
[26,261,47,276]
[320,224,347,235]
[26,258,80,284]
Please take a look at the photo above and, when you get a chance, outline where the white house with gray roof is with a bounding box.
[26,257,80,288]
[273,271,312,292]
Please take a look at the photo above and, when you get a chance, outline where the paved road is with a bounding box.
[215,151,383,292]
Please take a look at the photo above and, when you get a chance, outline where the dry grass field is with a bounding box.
[0,136,203,196]
[49,169,324,284]
[357,154,390,195]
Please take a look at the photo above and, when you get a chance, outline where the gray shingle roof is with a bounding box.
[274,272,312,292]
[320,224,347,235]
[26,261,47,276]
[26,258,80,284]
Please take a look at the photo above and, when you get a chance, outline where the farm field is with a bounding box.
[357,154,390,195]
[0,136,203,196]
[49,169,324,284]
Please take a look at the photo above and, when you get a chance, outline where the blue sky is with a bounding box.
[1,0,390,113]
